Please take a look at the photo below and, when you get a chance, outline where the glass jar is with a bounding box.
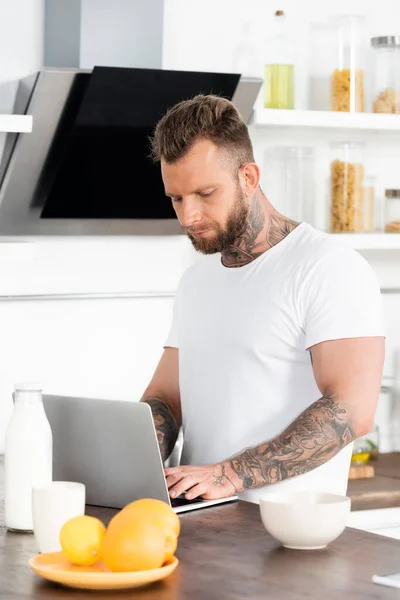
[371,36,400,113]
[384,189,400,232]
[362,176,376,232]
[264,10,294,109]
[330,16,366,112]
[232,21,259,77]
[352,426,380,463]
[330,142,365,232]
[263,146,315,224]
[308,21,337,111]
[363,425,380,460]
[351,438,371,464]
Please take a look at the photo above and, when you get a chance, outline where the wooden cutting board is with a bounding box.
[348,463,375,480]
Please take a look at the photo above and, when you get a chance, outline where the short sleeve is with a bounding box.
[163,264,195,349]
[303,248,385,350]
[164,293,179,348]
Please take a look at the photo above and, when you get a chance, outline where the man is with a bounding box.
[141,94,385,504]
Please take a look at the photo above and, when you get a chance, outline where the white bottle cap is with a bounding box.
[14,382,43,392]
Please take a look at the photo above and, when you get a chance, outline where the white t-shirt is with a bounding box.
[165,223,385,503]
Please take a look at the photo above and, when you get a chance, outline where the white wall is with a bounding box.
[0,0,44,83]
[0,0,44,157]
[0,237,196,452]
[0,296,173,452]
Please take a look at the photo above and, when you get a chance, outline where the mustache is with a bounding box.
[184,224,215,236]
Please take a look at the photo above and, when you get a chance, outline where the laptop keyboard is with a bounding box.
[171,495,204,508]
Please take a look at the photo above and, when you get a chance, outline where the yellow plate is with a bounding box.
[29,552,179,590]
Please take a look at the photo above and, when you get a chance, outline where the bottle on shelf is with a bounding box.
[264,10,294,110]
[5,383,53,532]
[308,20,337,111]
[232,21,259,78]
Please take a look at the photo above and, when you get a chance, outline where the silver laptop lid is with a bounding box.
[42,395,170,509]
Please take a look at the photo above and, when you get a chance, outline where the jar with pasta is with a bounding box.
[330,143,365,233]
[330,16,366,112]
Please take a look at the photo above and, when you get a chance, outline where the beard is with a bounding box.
[184,187,249,255]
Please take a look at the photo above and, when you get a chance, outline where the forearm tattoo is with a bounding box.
[142,398,179,461]
[228,396,355,491]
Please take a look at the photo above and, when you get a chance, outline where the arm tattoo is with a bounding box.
[212,463,238,493]
[142,398,179,461]
[227,395,355,491]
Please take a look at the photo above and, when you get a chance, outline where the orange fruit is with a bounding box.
[163,529,178,562]
[60,515,106,566]
[121,498,180,537]
[107,498,179,564]
[101,516,166,572]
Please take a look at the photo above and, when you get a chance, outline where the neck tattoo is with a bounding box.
[222,195,298,268]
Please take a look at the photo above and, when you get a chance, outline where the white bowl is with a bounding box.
[259,491,351,550]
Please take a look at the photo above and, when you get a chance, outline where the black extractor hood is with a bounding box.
[0,67,262,237]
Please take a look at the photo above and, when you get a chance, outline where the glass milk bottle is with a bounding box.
[5,383,53,532]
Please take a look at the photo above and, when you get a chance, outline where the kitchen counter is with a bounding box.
[348,453,400,511]
[2,497,400,599]
[2,457,400,598]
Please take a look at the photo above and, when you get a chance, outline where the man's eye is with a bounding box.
[171,197,182,203]
[199,191,213,198]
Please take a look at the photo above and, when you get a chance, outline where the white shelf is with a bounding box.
[253,109,400,132]
[0,114,32,133]
[330,233,400,250]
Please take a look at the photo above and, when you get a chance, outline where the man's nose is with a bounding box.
[177,199,202,228]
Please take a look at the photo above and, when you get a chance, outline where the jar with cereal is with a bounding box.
[330,16,366,112]
[330,142,365,233]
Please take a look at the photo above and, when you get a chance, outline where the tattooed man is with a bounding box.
[141,95,385,503]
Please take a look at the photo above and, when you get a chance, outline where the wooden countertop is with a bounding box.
[347,453,400,511]
[2,458,400,598]
[3,498,400,598]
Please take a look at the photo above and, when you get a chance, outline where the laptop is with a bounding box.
[42,394,237,514]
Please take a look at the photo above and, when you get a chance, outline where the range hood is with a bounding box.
[0,67,262,238]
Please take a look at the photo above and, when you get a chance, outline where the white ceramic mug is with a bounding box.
[32,481,86,553]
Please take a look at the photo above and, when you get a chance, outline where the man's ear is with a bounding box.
[240,163,260,198]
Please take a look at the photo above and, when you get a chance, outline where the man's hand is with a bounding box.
[164,463,238,500]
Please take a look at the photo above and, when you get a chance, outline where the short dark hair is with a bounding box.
[150,94,255,171]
